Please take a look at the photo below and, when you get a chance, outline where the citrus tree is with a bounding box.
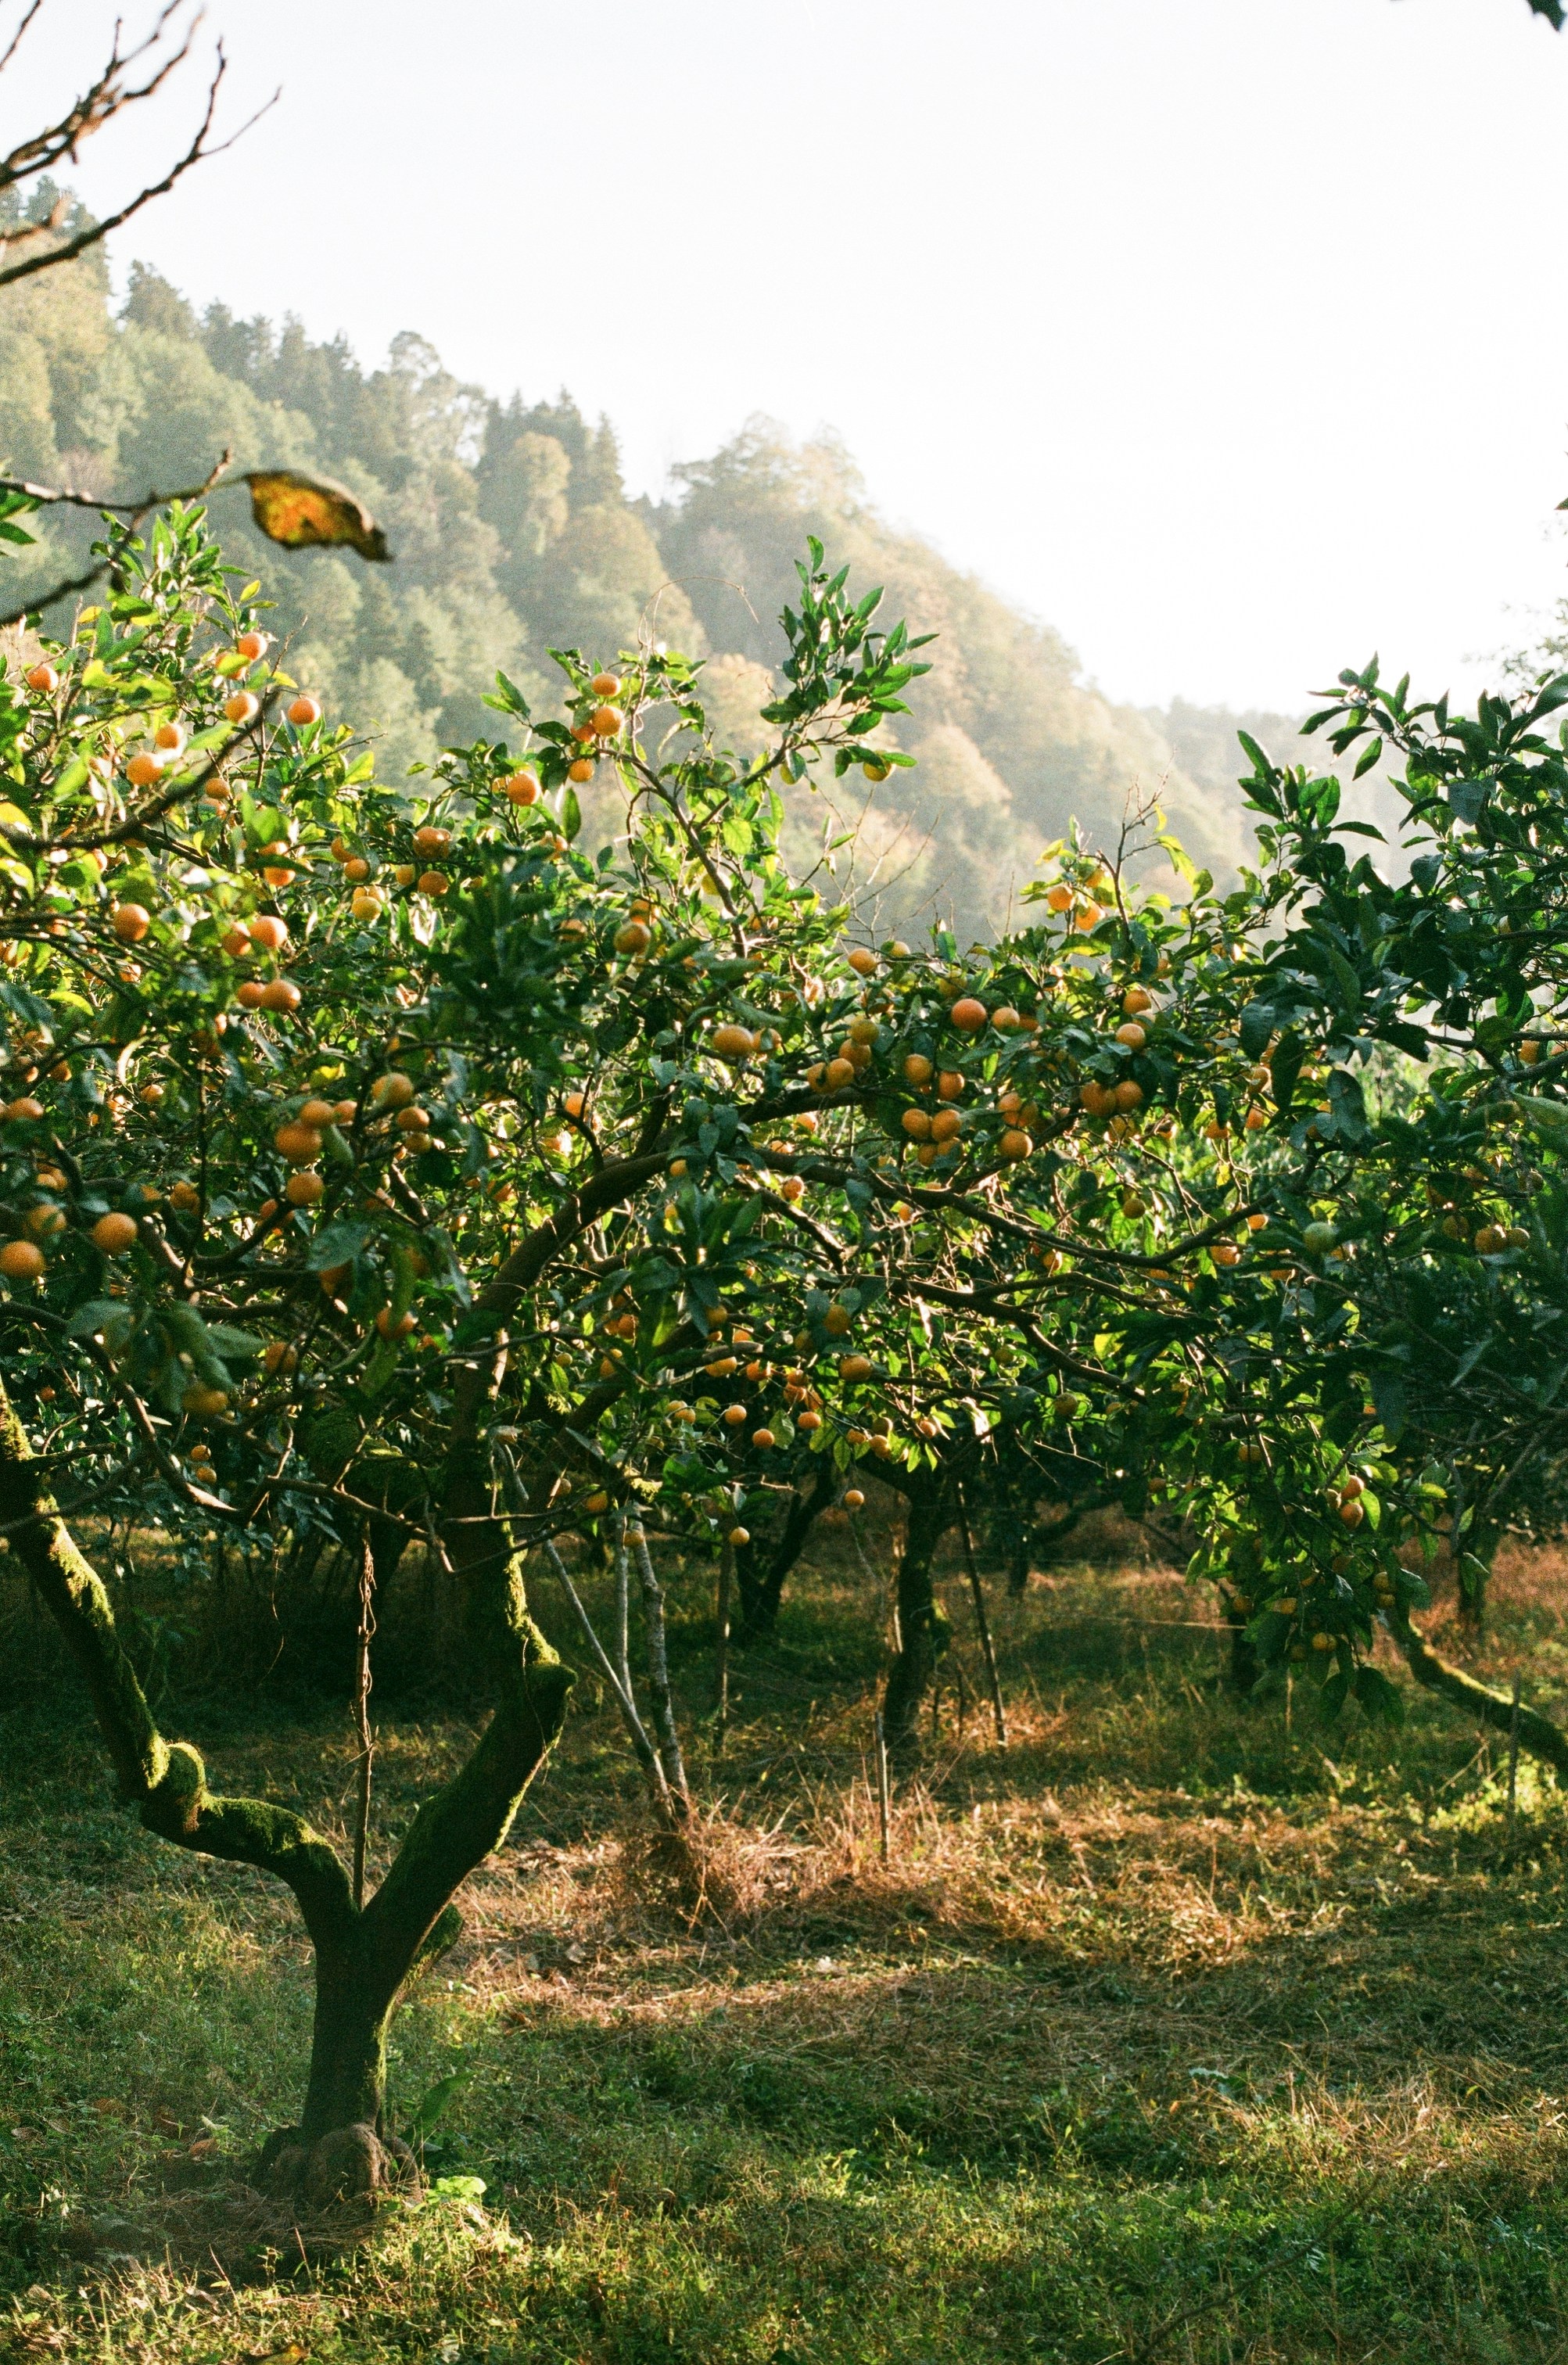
[8,518,1162,2189]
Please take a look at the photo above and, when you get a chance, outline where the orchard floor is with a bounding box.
[5,1527,1568,2363]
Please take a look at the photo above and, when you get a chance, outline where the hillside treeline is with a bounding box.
[0,191,1326,941]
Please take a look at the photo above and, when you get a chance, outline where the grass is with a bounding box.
[3,1519,1568,2361]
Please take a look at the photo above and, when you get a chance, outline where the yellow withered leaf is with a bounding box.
[242,470,391,563]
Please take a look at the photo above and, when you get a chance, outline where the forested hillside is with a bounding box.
[0,195,1318,939]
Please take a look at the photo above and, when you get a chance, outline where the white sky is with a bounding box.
[7,0,1568,712]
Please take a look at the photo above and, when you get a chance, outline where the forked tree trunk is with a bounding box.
[1,1384,571,2198]
[880,1475,952,1757]
[734,1462,837,1642]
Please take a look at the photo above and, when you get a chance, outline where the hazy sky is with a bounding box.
[9,0,1568,712]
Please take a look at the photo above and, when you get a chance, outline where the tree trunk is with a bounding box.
[881,1478,951,1757]
[1390,1606,1568,1774]
[2,1380,567,2200]
[735,1462,836,1642]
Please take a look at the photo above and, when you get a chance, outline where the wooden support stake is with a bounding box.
[874,1710,892,1865]
[715,1538,733,1756]
[957,1484,1007,1747]
[352,1531,376,1911]
[1507,1667,1523,1854]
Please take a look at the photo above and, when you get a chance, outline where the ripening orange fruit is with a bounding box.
[1114,1021,1146,1050]
[91,1212,138,1256]
[274,1121,324,1164]
[263,1340,298,1376]
[820,1055,852,1091]
[848,947,877,977]
[1211,1241,1242,1268]
[414,825,450,857]
[1123,985,1153,1015]
[999,1128,1032,1160]
[285,1170,324,1206]
[259,979,301,1014]
[110,904,150,942]
[23,662,59,695]
[396,1106,431,1135]
[931,1107,963,1143]
[418,870,450,896]
[950,996,988,1032]
[235,981,266,1009]
[839,1354,874,1383]
[125,752,163,789]
[937,1070,964,1100]
[153,721,186,753]
[298,1098,335,1128]
[235,630,268,662]
[590,705,620,737]
[568,756,595,784]
[181,1384,229,1418]
[169,1179,200,1212]
[224,691,260,726]
[590,672,622,698]
[1113,1080,1143,1112]
[343,856,371,883]
[504,770,540,806]
[287,694,321,727]
[0,1239,44,1282]
[615,921,651,955]
[752,1427,777,1448]
[901,1108,932,1140]
[249,914,288,953]
[902,1053,934,1086]
[376,1308,417,1340]
[710,1023,756,1060]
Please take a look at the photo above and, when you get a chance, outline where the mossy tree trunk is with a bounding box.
[2,1383,570,2195]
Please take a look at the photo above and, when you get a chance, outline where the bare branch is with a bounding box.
[0,52,278,292]
[0,2,45,81]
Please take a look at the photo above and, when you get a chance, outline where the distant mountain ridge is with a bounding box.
[0,206,1354,941]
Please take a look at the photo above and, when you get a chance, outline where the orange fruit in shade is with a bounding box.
[901,1108,932,1140]
[1123,985,1153,1014]
[728,1527,751,1548]
[260,979,301,1014]
[1115,1021,1146,1049]
[999,1129,1032,1160]
[902,1053,933,1086]
[249,915,288,953]
[236,982,266,1010]
[848,947,877,977]
[839,1354,874,1383]
[376,1308,418,1340]
[937,1071,964,1100]
[275,1121,323,1164]
[111,905,150,942]
[418,870,450,896]
[91,1212,138,1256]
[299,1099,337,1126]
[285,1171,323,1206]
[931,1107,963,1143]
[710,1024,755,1060]
[798,1410,822,1432]
[584,1491,611,1515]
[287,695,321,727]
[615,921,651,955]
[263,1340,298,1376]
[414,826,450,856]
[950,997,988,1032]
[24,663,59,695]
[0,1239,44,1281]
[181,1385,228,1417]
[752,1428,776,1448]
